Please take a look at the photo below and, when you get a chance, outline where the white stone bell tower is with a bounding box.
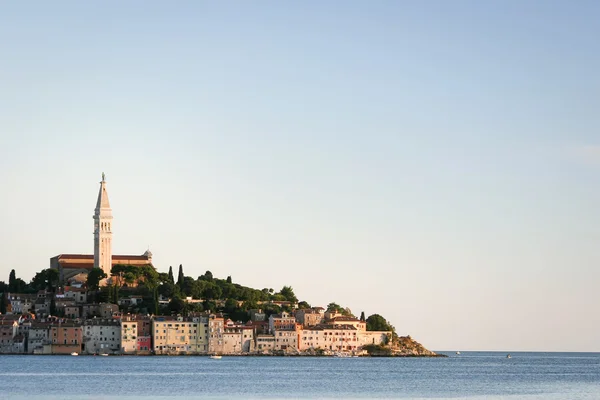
[93,172,113,276]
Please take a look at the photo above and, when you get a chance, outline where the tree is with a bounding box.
[49,296,57,316]
[360,311,366,322]
[8,269,17,292]
[46,269,59,291]
[297,301,311,309]
[278,286,298,303]
[226,276,232,284]
[168,266,175,284]
[199,270,213,282]
[169,295,185,315]
[177,264,185,289]
[366,314,393,332]
[87,268,107,291]
[0,293,6,314]
[140,265,159,315]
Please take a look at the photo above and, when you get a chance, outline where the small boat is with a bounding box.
[506,354,512,359]
[209,355,222,359]
[100,353,109,357]
[456,351,461,355]
[71,352,79,356]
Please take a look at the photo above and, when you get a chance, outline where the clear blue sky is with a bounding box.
[1,1,598,351]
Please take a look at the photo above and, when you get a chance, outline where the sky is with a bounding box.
[0,1,598,352]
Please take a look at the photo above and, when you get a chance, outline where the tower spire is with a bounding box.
[93,173,113,277]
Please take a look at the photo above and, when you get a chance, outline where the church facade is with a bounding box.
[50,174,153,284]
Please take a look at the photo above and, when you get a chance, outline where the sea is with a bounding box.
[0,352,599,399]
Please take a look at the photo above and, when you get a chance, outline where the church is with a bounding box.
[50,173,153,284]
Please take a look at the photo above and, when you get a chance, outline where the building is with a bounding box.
[152,316,207,354]
[222,320,255,354]
[207,314,224,354]
[0,320,18,353]
[27,323,50,354]
[255,334,275,353]
[48,322,82,354]
[6,294,35,315]
[299,324,361,353]
[50,174,154,284]
[63,287,87,304]
[83,319,121,355]
[295,308,324,327]
[82,303,119,319]
[120,318,138,354]
[273,327,299,353]
[268,312,296,333]
[94,172,113,276]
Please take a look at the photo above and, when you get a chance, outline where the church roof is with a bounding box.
[56,254,151,261]
[95,175,111,210]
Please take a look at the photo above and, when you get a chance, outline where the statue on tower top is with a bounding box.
[102,172,106,181]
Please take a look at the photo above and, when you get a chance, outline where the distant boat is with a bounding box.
[100,353,109,357]
[506,354,511,359]
[209,355,222,359]
[71,352,79,356]
[456,351,461,355]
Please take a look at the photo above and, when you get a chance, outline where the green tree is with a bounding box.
[199,270,213,282]
[297,301,311,309]
[169,295,185,315]
[366,314,393,332]
[278,286,298,303]
[168,266,175,284]
[226,276,232,284]
[46,269,59,292]
[360,311,366,322]
[158,282,180,299]
[87,268,107,291]
[0,293,6,314]
[30,270,48,292]
[140,265,159,315]
[49,296,57,316]
[8,269,17,292]
[177,264,184,288]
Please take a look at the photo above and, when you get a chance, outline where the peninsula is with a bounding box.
[0,175,439,357]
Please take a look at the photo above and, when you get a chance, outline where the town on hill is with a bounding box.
[0,174,438,357]
[0,266,437,357]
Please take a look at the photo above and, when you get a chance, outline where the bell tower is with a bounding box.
[93,172,113,277]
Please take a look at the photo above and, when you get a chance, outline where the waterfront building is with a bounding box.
[299,324,360,352]
[0,320,18,353]
[120,316,138,354]
[152,316,207,354]
[48,322,82,354]
[273,325,300,353]
[222,320,255,354]
[83,319,121,354]
[27,323,49,354]
[207,314,224,354]
[255,334,275,352]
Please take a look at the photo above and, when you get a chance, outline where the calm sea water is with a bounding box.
[0,352,599,399]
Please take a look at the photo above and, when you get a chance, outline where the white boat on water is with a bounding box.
[209,355,222,359]
[456,351,461,355]
[506,354,512,359]
[100,354,109,357]
[71,352,78,356]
